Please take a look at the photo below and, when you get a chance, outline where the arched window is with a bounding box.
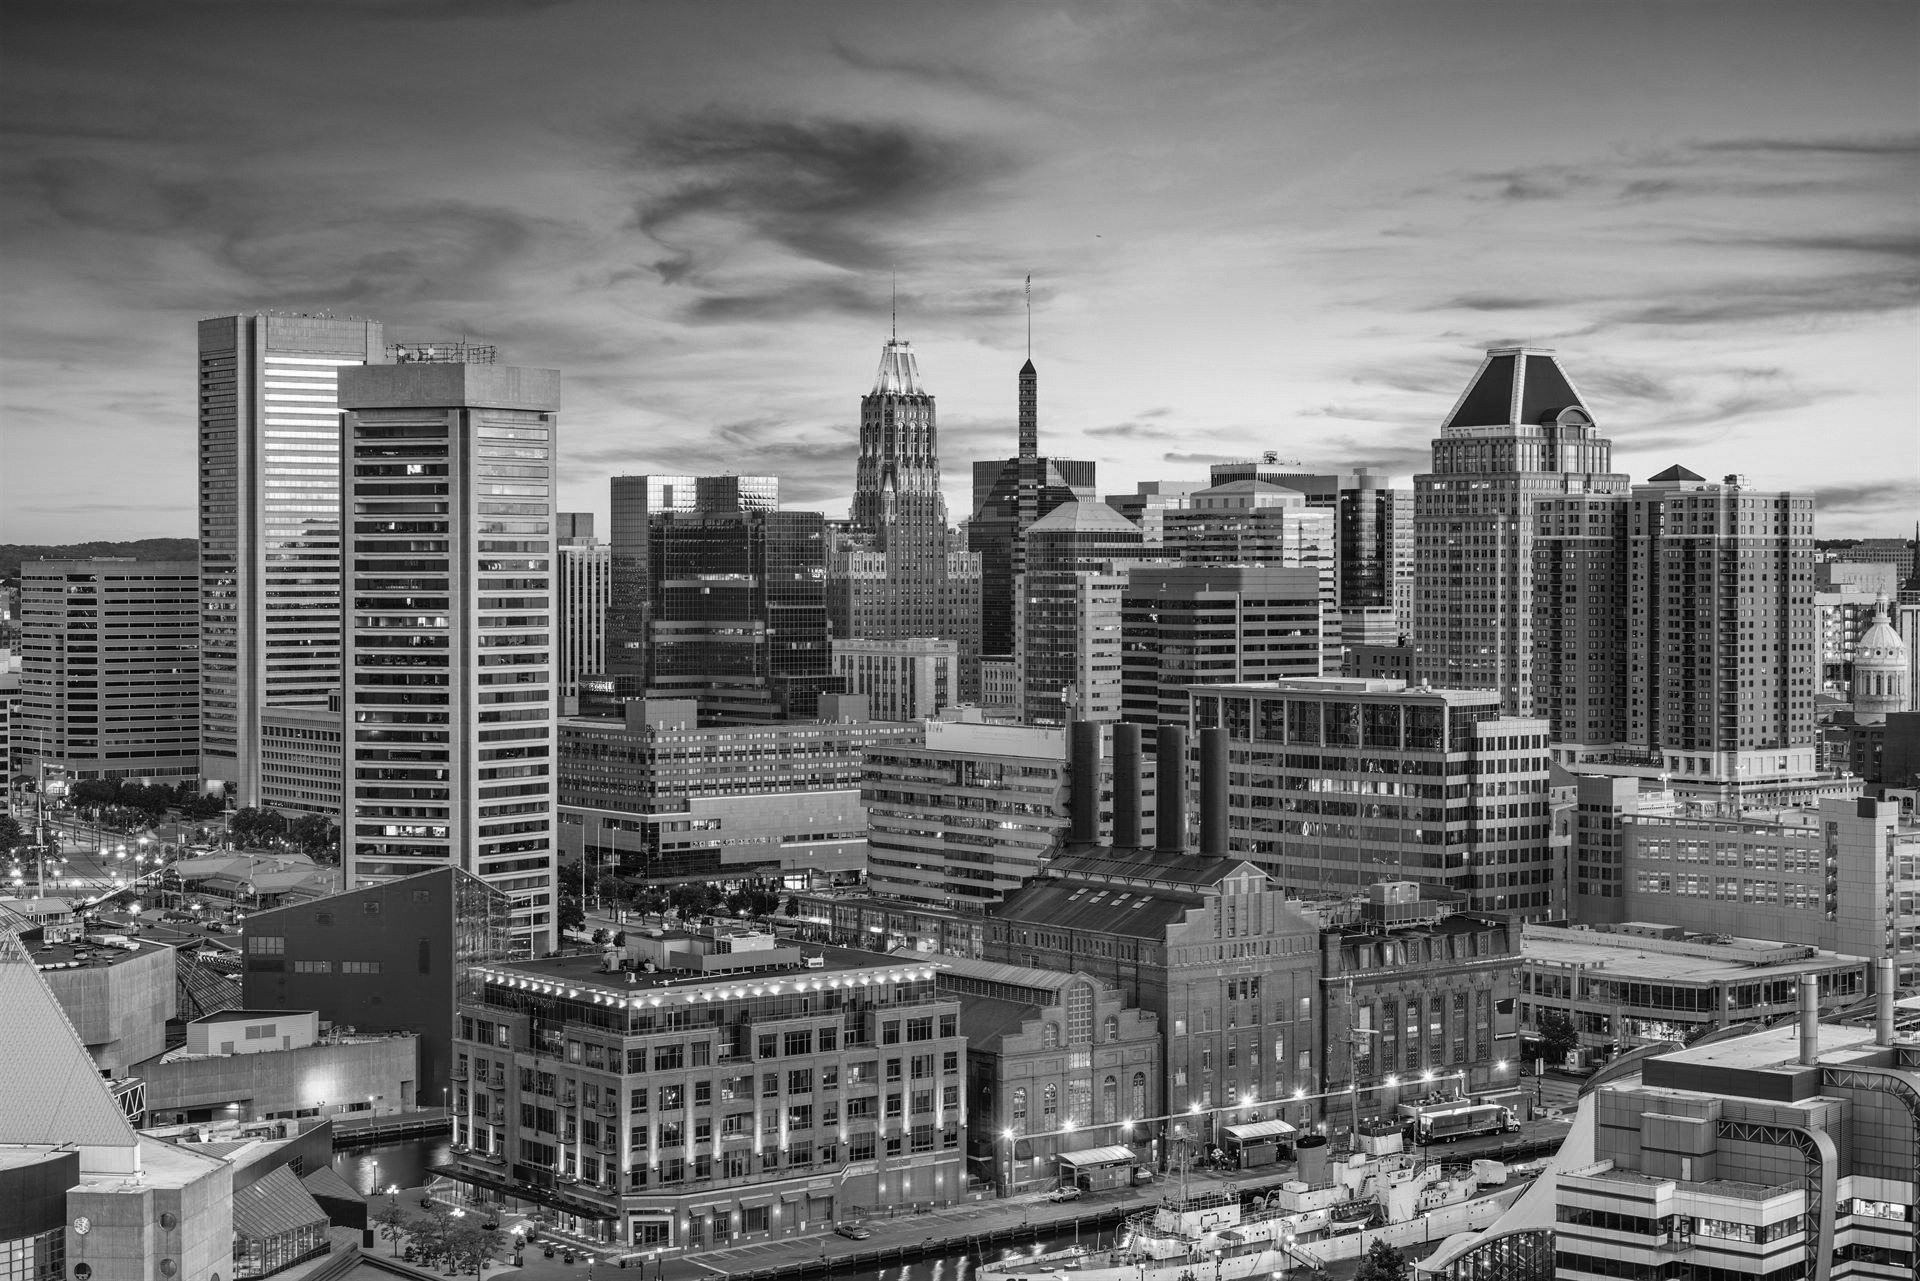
[1011,1087,1027,1133]
[1101,1075,1118,1123]
[1130,1072,1147,1119]
[1042,1084,1058,1128]
[1043,1023,1060,1049]
[1103,1014,1119,1043]
[1067,984,1093,1044]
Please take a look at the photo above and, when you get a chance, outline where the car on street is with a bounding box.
[834,1222,872,1240]
[1046,1186,1083,1202]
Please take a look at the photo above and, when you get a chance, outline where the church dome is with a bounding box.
[1852,594,1910,720]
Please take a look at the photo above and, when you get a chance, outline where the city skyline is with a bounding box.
[3,1,1916,543]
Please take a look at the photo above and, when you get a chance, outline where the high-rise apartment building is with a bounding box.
[197,313,384,803]
[338,351,560,956]
[969,360,1096,662]
[1016,501,1150,725]
[1120,565,1323,741]
[1413,346,1628,714]
[13,559,199,783]
[1192,678,1557,916]
[1536,467,1820,792]
[556,513,610,712]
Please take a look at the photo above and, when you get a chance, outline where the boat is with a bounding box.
[979,1190,1319,1281]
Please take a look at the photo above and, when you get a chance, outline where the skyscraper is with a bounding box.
[13,559,199,784]
[555,512,609,712]
[1164,480,1338,670]
[338,349,560,956]
[197,313,384,803]
[604,474,773,703]
[1413,346,1628,713]
[969,359,1095,662]
[836,337,983,693]
[1015,501,1149,724]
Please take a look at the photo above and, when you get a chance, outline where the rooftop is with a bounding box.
[475,941,947,1001]
[24,932,166,972]
[1195,677,1503,704]
[1521,932,1862,983]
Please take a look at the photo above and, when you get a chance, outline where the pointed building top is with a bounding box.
[1647,464,1707,483]
[871,337,927,396]
[1441,346,1592,432]
[1020,358,1036,376]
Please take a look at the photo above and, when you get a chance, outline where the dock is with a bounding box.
[332,1108,453,1148]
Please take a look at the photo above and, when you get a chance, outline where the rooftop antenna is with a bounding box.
[1025,273,1032,358]
[891,266,897,341]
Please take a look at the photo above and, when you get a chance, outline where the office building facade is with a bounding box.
[1015,501,1151,725]
[557,696,918,888]
[338,353,561,955]
[13,559,199,783]
[1193,678,1558,916]
[197,313,384,803]
[1413,346,1628,714]
[1121,564,1323,741]
[830,636,959,721]
[257,701,343,820]
[557,515,610,712]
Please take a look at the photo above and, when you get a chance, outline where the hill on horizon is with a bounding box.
[2,538,198,584]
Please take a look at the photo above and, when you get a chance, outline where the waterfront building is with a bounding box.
[138,1009,422,1126]
[830,636,959,721]
[557,695,918,888]
[931,954,1161,1194]
[197,313,385,804]
[557,512,610,713]
[968,359,1096,664]
[241,866,514,1107]
[22,917,177,1074]
[1120,564,1323,744]
[12,558,199,784]
[448,936,966,1251]
[338,351,561,955]
[1519,922,1867,1054]
[1,923,237,1281]
[1413,346,1629,714]
[1190,678,1557,916]
[1310,884,1524,1127]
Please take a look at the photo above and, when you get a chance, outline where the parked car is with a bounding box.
[834,1222,872,1240]
[1046,1185,1083,1202]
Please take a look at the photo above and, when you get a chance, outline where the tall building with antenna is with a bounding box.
[968,284,1095,667]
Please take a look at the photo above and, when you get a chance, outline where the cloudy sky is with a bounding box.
[2,0,1914,542]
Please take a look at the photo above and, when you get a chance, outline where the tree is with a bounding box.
[412,1202,453,1269]
[372,1200,410,1256]
[1354,1239,1408,1281]
[1536,1009,1579,1066]
[557,895,586,933]
[0,814,23,851]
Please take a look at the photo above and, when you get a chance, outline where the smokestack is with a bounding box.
[1069,720,1102,845]
[1200,728,1229,857]
[1878,956,1897,1047]
[1156,725,1188,854]
[1113,724,1143,848]
[1798,973,1820,1066]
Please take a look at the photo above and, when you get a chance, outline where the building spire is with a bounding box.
[892,265,897,340]
[1025,273,1031,359]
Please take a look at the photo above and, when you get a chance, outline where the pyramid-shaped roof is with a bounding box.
[1442,346,1591,431]
[1026,500,1142,536]
[0,923,141,1154]
[870,338,927,396]
[1647,464,1705,482]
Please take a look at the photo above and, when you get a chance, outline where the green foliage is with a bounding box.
[558,895,586,933]
[1354,1238,1408,1281]
[784,894,800,917]
[0,815,23,851]
[1536,1008,1579,1063]
[372,1200,409,1255]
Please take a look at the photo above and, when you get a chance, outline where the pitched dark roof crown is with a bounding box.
[1647,464,1705,482]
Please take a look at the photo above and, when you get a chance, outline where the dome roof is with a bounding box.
[1856,596,1908,666]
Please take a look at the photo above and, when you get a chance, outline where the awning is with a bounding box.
[1223,1119,1298,1143]
[1057,1144,1135,1168]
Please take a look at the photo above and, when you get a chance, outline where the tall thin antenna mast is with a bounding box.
[892,266,897,340]
[1025,273,1032,358]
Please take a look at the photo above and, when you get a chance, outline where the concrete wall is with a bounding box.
[43,942,175,1075]
[142,1034,419,1121]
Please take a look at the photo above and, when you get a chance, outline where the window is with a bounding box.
[818,1025,838,1052]
[784,1029,814,1057]
[885,1059,902,1082]
[1104,1015,1119,1043]
[342,961,381,974]
[942,1051,958,1075]
[248,936,286,955]
[1067,985,1092,1044]
[1011,1087,1027,1132]
[630,1088,648,1113]
[906,1016,933,1042]
[882,1021,902,1045]
[1042,1085,1058,1127]
[758,1033,778,1059]
[1102,1075,1118,1123]
[293,960,332,974]
[1043,1024,1060,1049]
[762,1073,779,1098]
[787,1069,812,1095]
[653,1044,683,1072]
[1131,1072,1147,1118]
